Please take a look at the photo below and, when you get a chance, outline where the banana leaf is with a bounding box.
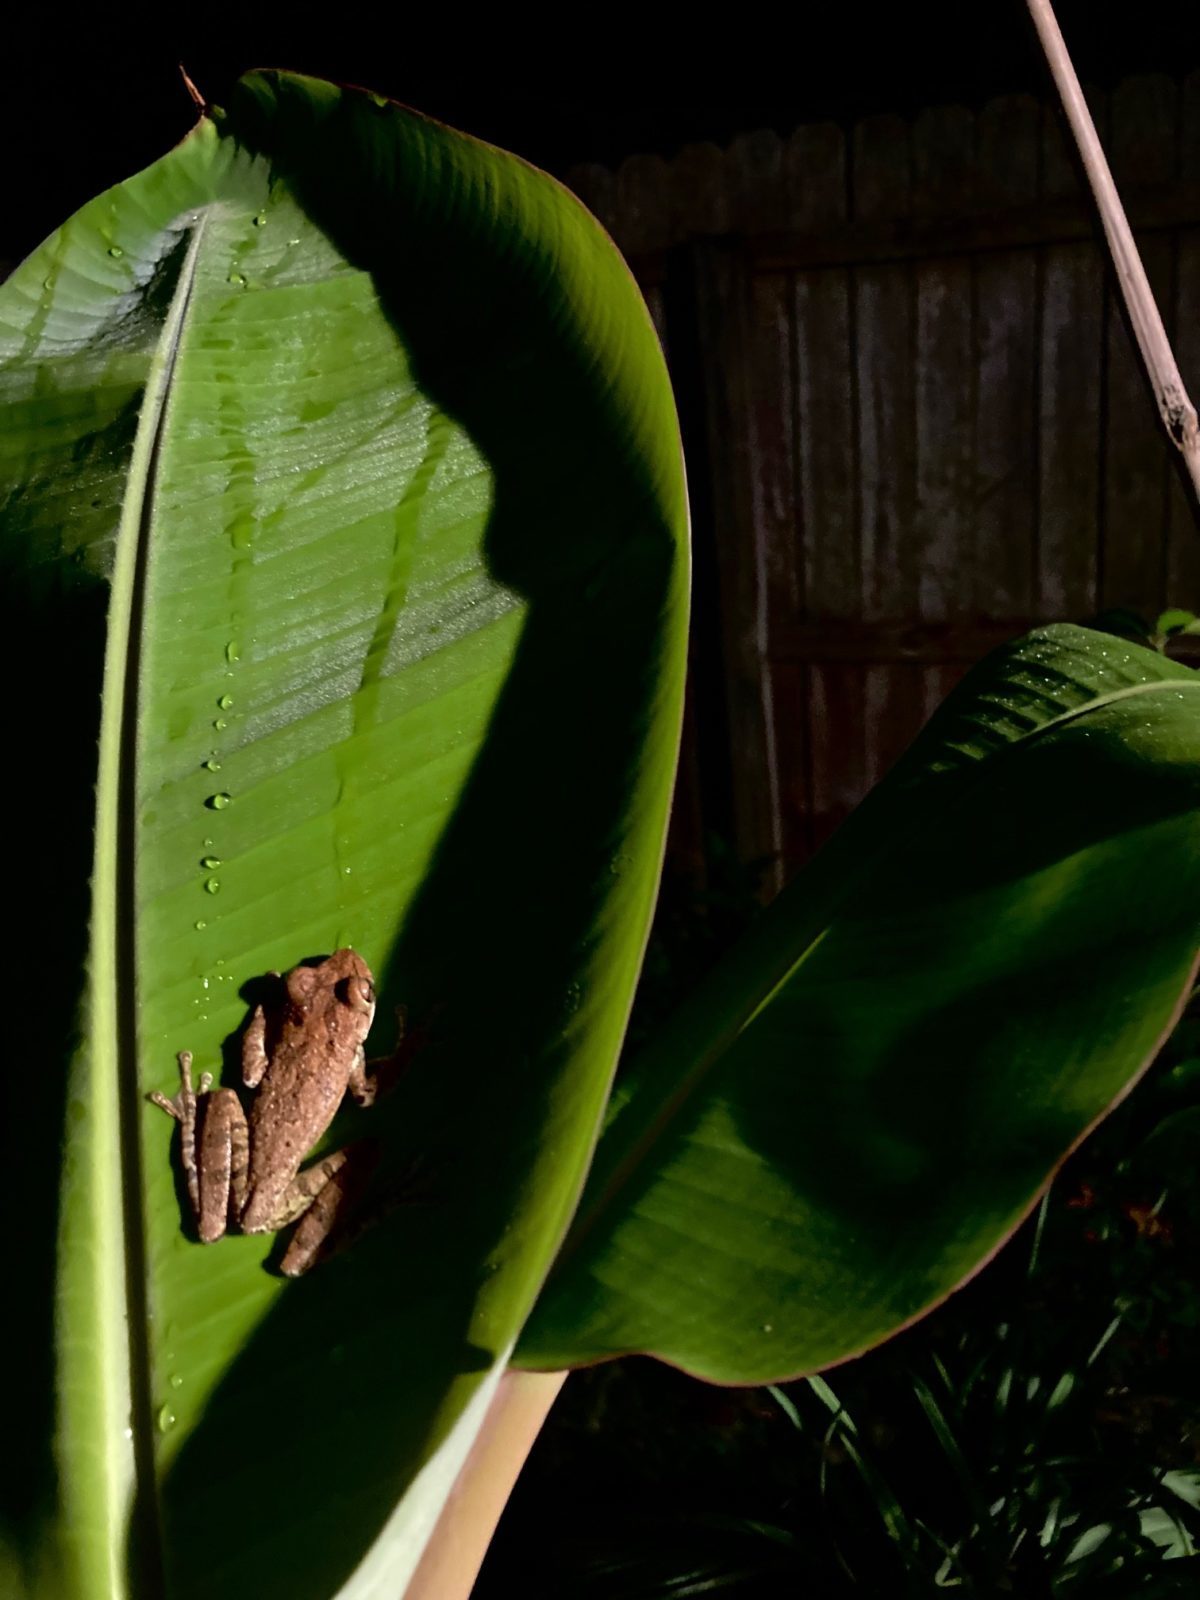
[517,626,1200,1379]
[0,71,687,1600]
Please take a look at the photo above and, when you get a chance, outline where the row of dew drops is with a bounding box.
[184,197,274,1059]
[123,1361,185,1440]
[189,667,237,1006]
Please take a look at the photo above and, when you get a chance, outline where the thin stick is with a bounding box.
[1026,0,1200,511]
[178,64,207,113]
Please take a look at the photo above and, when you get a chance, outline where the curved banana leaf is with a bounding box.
[0,72,687,1600]
[517,627,1200,1380]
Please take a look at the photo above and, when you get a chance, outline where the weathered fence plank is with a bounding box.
[1037,90,1106,618]
[845,113,925,851]
[670,240,785,886]
[974,95,1040,618]
[913,104,976,624]
[786,123,853,861]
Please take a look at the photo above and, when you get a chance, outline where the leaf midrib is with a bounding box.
[78,205,209,1599]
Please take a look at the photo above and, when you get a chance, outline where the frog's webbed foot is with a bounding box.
[147,1051,212,1221]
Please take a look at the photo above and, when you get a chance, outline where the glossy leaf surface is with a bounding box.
[0,72,686,1599]
[518,628,1200,1381]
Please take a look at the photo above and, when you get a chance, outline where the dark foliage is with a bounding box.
[479,793,1200,1596]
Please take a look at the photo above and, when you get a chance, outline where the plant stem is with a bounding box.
[405,1368,568,1600]
[1026,0,1200,512]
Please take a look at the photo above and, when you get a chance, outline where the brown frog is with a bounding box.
[149,949,393,1276]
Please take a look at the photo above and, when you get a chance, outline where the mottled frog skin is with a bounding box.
[149,950,386,1276]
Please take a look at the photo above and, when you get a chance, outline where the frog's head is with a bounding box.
[286,948,376,1037]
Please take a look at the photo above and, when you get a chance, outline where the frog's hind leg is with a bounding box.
[147,1051,213,1225]
[271,1141,381,1277]
[318,1151,438,1266]
[196,1087,250,1244]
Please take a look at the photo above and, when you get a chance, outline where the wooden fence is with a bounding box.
[567,72,1200,894]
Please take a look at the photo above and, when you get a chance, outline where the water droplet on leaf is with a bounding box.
[204,878,220,895]
[207,793,232,810]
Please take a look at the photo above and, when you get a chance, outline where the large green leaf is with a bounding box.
[0,72,686,1599]
[517,627,1200,1380]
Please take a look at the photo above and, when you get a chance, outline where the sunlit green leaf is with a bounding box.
[1,70,686,1600]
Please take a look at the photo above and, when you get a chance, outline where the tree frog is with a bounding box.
[149,949,395,1276]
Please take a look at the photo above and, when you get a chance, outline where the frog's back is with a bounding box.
[242,1031,351,1227]
[240,949,376,1231]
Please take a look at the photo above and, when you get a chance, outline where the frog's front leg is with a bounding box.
[348,1044,378,1108]
[241,1003,269,1088]
[352,1002,440,1107]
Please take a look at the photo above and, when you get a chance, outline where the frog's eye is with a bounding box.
[343,976,375,1013]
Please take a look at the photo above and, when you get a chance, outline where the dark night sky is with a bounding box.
[4,4,1200,261]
